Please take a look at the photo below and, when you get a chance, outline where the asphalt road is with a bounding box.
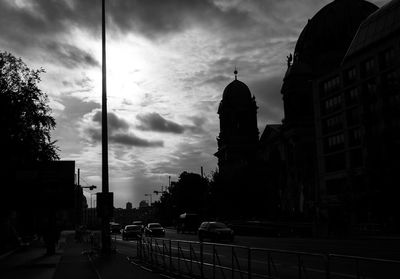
[113,229,400,279]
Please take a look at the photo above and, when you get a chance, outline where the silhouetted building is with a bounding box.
[139,200,149,208]
[260,0,378,225]
[215,73,259,175]
[313,0,400,234]
[214,0,400,235]
[126,202,133,210]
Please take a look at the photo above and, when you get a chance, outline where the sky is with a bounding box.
[1,0,388,208]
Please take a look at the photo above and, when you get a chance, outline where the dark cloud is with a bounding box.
[92,111,130,132]
[44,42,99,68]
[87,111,163,147]
[58,95,100,121]
[137,112,185,134]
[111,133,163,147]
[136,112,208,135]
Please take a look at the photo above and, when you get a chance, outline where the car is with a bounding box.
[110,222,122,234]
[132,221,145,231]
[198,222,234,242]
[132,220,144,227]
[144,223,166,237]
[122,225,142,240]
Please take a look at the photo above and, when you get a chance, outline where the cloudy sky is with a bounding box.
[1,0,388,208]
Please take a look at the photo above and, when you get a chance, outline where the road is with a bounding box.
[113,229,400,279]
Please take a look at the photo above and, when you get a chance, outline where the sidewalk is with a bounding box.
[1,231,167,279]
[0,234,65,279]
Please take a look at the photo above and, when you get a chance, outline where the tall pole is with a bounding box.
[101,0,111,254]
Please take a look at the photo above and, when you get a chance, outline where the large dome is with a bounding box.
[222,79,252,104]
[294,0,378,73]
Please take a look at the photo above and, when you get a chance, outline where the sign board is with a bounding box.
[15,161,75,209]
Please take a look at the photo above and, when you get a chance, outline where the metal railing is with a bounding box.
[133,237,400,279]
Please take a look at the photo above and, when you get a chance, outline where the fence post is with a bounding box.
[267,251,271,278]
[213,244,216,279]
[248,248,252,279]
[190,242,193,274]
[163,240,166,270]
[326,255,330,279]
[200,242,204,279]
[232,246,235,279]
[169,239,172,271]
[298,254,302,279]
[177,241,181,275]
[150,238,153,266]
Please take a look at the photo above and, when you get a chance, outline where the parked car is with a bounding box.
[132,221,145,231]
[122,225,142,240]
[198,222,234,242]
[110,222,122,234]
[132,220,144,227]
[144,223,166,237]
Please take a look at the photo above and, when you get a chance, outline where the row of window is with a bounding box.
[321,47,398,97]
[323,127,363,153]
[322,76,340,95]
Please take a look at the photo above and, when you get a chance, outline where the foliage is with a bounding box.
[0,51,59,163]
[156,171,209,224]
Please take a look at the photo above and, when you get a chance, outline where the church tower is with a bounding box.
[215,70,259,175]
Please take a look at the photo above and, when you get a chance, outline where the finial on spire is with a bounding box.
[234,66,238,80]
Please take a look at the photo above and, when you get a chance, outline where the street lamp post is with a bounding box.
[100,0,113,255]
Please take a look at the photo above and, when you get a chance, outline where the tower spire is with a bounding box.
[234,66,238,80]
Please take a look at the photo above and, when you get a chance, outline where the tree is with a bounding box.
[0,51,59,164]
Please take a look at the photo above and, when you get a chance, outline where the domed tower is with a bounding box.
[215,71,259,175]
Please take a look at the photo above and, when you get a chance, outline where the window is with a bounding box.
[322,76,341,95]
[323,95,342,114]
[323,114,343,133]
[362,58,376,76]
[346,87,360,105]
[381,48,396,68]
[382,70,399,95]
[344,67,357,84]
[364,79,377,96]
[349,128,363,146]
[324,133,345,152]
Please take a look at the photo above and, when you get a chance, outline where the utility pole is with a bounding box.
[99,0,113,255]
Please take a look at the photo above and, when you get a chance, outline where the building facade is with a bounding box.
[314,0,400,233]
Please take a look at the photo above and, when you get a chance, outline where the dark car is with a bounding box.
[144,223,166,237]
[122,225,142,240]
[110,222,122,234]
[198,222,234,242]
